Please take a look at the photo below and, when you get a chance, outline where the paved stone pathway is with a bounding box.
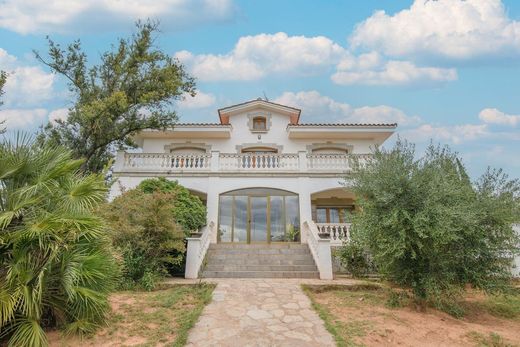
[185,278,336,347]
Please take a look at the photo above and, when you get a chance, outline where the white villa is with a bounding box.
[109,98,397,279]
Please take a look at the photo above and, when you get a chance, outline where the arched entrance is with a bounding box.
[218,188,300,243]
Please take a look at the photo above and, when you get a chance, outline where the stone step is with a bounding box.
[206,259,316,266]
[208,254,313,261]
[201,270,320,279]
[204,264,318,272]
[209,243,307,249]
[206,248,311,255]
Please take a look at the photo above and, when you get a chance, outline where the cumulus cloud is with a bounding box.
[175,32,346,81]
[273,90,420,125]
[402,123,489,144]
[479,108,520,126]
[0,0,237,34]
[0,48,55,107]
[48,108,69,123]
[178,91,216,109]
[349,0,520,61]
[332,52,457,86]
[0,108,48,129]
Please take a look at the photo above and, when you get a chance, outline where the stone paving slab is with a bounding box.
[185,278,338,347]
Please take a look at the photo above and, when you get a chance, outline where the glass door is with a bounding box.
[250,196,268,242]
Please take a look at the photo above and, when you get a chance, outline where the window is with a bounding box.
[252,117,267,131]
[316,207,354,223]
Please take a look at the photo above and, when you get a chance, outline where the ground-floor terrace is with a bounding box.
[110,175,355,279]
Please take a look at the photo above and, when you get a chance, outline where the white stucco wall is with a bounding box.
[140,110,376,154]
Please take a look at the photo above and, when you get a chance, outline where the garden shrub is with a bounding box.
[138,177,206,234]
[337,240,375,277]
[0,137,119,346]
[349,139,520,316]
[100,189,185,289]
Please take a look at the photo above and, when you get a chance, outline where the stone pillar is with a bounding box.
[298,177,312,244]
[298,150,307,172]
[210,150,220,172]
[113,150,126,173]
[185,237,201,279]
[317,238,333,280]
[206,176,220,243]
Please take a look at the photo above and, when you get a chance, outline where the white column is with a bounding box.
[206,176,220,243]
[298,151,307,172]
[113,150,126,172]
[298,177,312,244]
[185,237,201,279]
[317,238,333,280]
[210,150,220,172]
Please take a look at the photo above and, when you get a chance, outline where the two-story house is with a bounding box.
[110,99,396,279]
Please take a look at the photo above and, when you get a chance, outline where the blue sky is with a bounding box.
[0,0,519,178]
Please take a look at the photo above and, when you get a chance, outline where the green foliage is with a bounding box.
[0,70,6,133]
[0,135,119,347]
[100,189,186,289]
[35,21,195,173]
[337,241,375,278]
[138,177,206,234]
[348,138,520,314]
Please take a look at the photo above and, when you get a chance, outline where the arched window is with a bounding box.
[252,116,267,131]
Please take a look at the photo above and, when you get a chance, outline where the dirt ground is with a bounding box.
[305,285,520,347]
[47,284,214,347]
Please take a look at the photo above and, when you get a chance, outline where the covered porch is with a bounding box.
[311,188,355,246]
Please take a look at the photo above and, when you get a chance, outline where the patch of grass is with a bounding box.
[476,294,520,320]
[84,283,215,347]
[302,284,370,347]
[467,331,514,347]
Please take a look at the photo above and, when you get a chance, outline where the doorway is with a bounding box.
[217,188,300,243]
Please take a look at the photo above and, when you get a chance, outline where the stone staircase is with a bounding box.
[201,243,319,278]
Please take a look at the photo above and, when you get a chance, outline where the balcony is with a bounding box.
[114,151,370,175]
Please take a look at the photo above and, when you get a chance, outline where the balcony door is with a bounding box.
[218,188,300,243]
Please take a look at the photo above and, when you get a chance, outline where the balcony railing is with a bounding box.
[121,153,211,171]
[115,151,370,174]
[315,223,351,246]
[219,153,299,171]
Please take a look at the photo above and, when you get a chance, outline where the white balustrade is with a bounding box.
[303,220,333,280]
[315,223,351,246]
[185,221,214,279]
[219,153,299,171]
[117,152,370,174]
[307,154,349,171]
[122,153,210,171]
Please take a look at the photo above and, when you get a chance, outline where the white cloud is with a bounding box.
[479,108,520,126]
[0,108,48,129]
[175,32,346,81]
[349,0,520,60]
[178,91,216,109]
[274,90,420,125]
[0,0,237,34]
[0,48,55,107]
[48,108,69,123]
[402,124,489,144]
[332,52,457,86]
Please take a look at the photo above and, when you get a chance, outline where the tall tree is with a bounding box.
[0,70,6,133]
[0,70,6,106]
[348,139,520,315]
[36,21,196,172]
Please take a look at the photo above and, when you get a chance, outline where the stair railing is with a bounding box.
[185,221,214,279]
[303,220,333,280]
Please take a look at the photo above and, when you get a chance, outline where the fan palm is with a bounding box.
[0,134,118,346]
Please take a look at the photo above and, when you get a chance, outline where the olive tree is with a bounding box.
[347,139,520,313]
